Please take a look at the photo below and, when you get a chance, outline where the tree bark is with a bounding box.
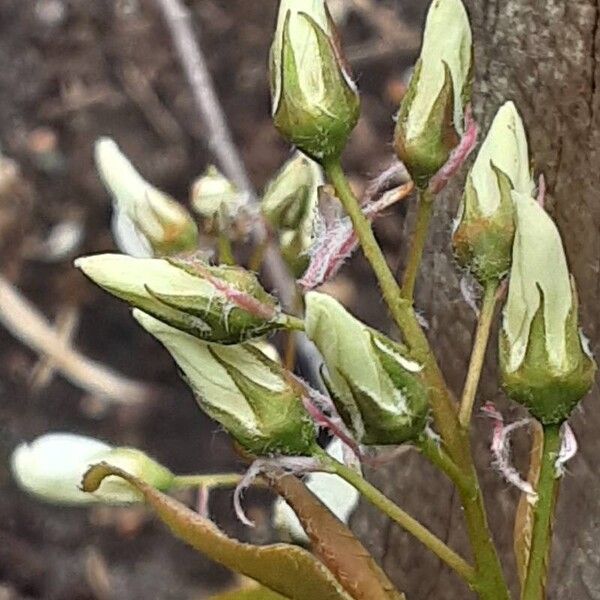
[353,1,600,598]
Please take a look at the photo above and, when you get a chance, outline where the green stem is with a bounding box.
[324,159,510,600]
[171,473,243,490]
[279,314,305,331]
[320,453,476,586]
[401,189,434,300]
[217,232,236,265]
[418,436,471,497]
[459,283,499,428]
[522,425,561,600]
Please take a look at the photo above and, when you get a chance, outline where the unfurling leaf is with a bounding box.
[82,463,352,600]
[271,472,405,600]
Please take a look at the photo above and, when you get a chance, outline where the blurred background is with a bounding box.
[0,1,428,598]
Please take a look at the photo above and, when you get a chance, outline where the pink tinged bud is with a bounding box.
[75,254,284,344]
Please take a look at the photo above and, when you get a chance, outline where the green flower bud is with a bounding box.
[499,194,596,424]
[95,138,199,257]
[453,101,534,282]
[134,310,318,456]
[262,152,322,276]
[394,0,472,187]
[262,152,321,230]
[270,0,360,161]
[191,165,243,233]
[75,254,284,344]
[305,292,429,445]
[11,433,174,505]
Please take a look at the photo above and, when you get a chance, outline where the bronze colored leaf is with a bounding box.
[82,463,352,600]
[270,474,406,600]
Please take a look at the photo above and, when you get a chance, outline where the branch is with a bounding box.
[0,274,153,404]
[153,0,253,195]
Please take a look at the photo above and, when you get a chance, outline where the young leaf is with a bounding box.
[82,463,352,600]
[270,473,406,600]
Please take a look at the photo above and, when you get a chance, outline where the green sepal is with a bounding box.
[210,346,317,456]
[453,166,516,283]
[263,183,311,231]
[145,287,282,344]
[320,364,364,441]
[394,61,459,188]
[500,283,596,424]
[370,333,430,441]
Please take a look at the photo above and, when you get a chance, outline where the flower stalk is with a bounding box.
[318,450,476,586]
[401,188,435,301]
[459,282,500,427]
[521,424,562,600]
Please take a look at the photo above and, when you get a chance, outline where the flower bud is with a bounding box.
[262,152,322,276]
[191,165,243,233]
[262,153,321,230]
[270,0,360,161]
[499,194,596,424]
[134,310,318,456]
[11,433,174,505]
[394,0,472,187]
[273,438,359,543]
[95,138,199,257]
[305,292,429,445]
[453,102,534,282]
[75,254,283,344]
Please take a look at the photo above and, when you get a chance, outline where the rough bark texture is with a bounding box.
[352,1,600,598]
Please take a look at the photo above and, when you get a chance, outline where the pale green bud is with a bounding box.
[95,138,198,257]
[191,165,243,232]
[453,102,534,282]
[273,438,359,543]
[75,254,283,344]
[394,0,472,186]
[262,152,321,276]
[499,194,596,424]
[262,153,322,231]
[11,433,173,505]
[305,292,429,445]
[134,310,318,456]
[270,0,360,161]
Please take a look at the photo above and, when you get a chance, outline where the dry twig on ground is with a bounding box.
[0,274,154,404]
